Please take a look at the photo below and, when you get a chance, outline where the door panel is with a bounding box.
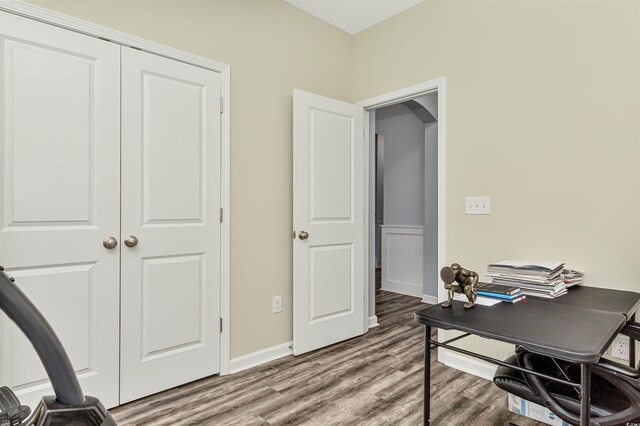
[142,73,205,224]
[310,244,354,321]
[293,90,364,355]
[141,254,205,359]
[310,109,353,221]
[120,47,221,403]
[0,11,120,408]
[6,41,93,224]
[10,264,95,388]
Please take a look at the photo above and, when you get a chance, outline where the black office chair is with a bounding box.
[493,322,640,425]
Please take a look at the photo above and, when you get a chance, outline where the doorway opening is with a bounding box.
[373,95,438,304]
[359,77,446,332]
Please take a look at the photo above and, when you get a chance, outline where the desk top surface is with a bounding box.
[414,287,640,363]
[530,286,640,319]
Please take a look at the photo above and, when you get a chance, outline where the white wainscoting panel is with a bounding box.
[381,225,423,297]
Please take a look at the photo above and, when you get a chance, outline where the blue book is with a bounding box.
[478,291,522,300]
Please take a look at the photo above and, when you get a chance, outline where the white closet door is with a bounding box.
[120,47,221,403]
[0,12,121,408]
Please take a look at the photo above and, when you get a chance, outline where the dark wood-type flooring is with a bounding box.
[111,273,545,425]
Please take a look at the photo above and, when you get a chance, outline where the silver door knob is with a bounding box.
[103,236,118,249]
[298,231,309,240]
[124,235,138,248]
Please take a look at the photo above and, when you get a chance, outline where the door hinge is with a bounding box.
[220,318,223,333]
[220,97,224,114]
[220,208,224,223]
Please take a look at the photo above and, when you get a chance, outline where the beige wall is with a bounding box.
[356,0,640,288]
[26,0,640,362]
[354,0,640,358]
[27,0,352,358]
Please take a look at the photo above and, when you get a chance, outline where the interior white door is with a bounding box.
[292,90,365,355]
[0,11,121,408]
[120,47,221,403]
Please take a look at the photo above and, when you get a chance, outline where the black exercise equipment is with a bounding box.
[494,323,640,425]
[0,266,116,425]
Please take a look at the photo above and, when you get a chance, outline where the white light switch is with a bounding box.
[465,196,491,215]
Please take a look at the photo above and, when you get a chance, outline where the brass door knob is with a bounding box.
[298,231,309,240]
[124,235,139,248]
[103,236,118,249]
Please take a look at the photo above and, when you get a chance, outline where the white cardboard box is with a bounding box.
[508,393,571,426]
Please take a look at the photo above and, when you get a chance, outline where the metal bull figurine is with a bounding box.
[440,263,478,309]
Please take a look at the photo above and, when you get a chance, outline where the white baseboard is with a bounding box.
[421,294,438,304]
[229,341,293,374]
[368,315,379,328]
[382,281,422,297]
[442,349,497,381]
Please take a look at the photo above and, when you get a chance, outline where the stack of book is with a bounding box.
[477,282,526,304]
[562,269,584,288]
[486,260,567,298]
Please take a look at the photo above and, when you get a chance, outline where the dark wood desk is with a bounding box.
[414,286,640,426]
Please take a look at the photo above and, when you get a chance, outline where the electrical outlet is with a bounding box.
[272,296,282,313]
[611,335,629,361]
[465,196,491,215]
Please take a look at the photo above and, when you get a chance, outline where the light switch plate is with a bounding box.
[465,196,491,215]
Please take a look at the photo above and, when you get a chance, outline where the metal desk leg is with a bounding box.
[424,326,431,425]
[580,363,591,426]
[630,314,636,368]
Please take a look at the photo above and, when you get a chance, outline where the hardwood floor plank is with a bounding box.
[111,276,545,425]
[297,404,360,425]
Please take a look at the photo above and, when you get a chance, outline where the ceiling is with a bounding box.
[284,0,424,35]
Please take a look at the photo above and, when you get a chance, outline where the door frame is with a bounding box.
[356,77,447,350]
[0,1,232,375]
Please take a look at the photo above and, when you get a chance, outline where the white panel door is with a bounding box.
[120,47,221,403]
[293,90,364,355]
[0,12,120,408]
